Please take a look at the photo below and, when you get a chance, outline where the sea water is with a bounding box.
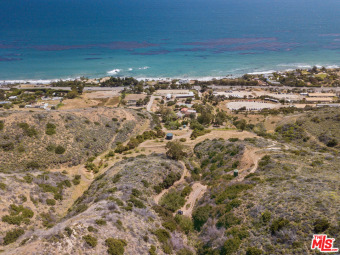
[0,0,339,81]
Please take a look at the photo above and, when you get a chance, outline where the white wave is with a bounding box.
[138,66,150,70]
[0,78,75,85]
[326,65,339,69]
[277,63,312,69]
[107,69,121,74]
[247,70,276,75]
[128,68,133,71]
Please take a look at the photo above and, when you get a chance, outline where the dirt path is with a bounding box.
[179,182,207,217]
[236,148,262,182]
[154,162,190,204]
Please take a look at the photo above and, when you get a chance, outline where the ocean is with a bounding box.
[0,0,340,81]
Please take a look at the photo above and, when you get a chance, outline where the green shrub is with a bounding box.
[225,227,249,240]
[40,212,54,228]
[17,145,25,153]
[112,174,122,183]
[55,145,66,154]
[270,218,290,234]
[3,228,24,245]
[181,185,192,197]
[175,215,194,234]
[46,144,56,152]
[142,180,150,188]
[0,182,7,190]
[228,138,239,142]
[73,204,88,214]
[105,238,127,255]
[1,142,14,151]
[23,175,33,183]
[87,226,98,232]
[46,199,56,206]
[72,175,81,185]
[192,205,211,230]
[18,122,38,137]
[45,122,56,135]
[26,161,40,170]
[64,227,73,237]
[95,219,107,225]
[160,189,186,212]
[0,120,4,131]
[131,188,141,197]
[153,172,181,194]
[38,184,62,200]
[221,237,241,255]
[149,245,157,255]
[2,215,26,225]
[246,247,263,255]
[215,183,253,203]
[154,229,170,243]
[177,248,194,255]
[105,150,115,158]
[2,204,34,225]
[179,138,186,142]
[313,219,330,233]
[129,197,146,208]
[216,212,241,230]
[83,235,98,248]
[261,211,271,223]
[162,220,177,232]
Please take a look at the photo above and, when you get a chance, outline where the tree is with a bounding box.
[165,140,188,160]
[197,111,214,125]
[0,90,5,100]
[66,90,78,99]
[55,145,66,154]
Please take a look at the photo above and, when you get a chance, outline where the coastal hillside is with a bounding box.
[3,155,189,255]
[0,103,339,255]
[0,108,151,172]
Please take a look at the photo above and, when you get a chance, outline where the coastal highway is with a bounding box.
[0,86,126,92]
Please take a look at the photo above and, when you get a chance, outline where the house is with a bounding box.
[166,94,172,100]
[175,92,195,99]
[177,79,189,85]
[307,93,336,97]
[0,101,10,105]
[180,108,197,117]
[166,133,173,140]
[264,98,279,103]
[52,97,63,101]
[8,96,17,100]
[316,103,340,108]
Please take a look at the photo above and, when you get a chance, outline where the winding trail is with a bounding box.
[179,182,207,217]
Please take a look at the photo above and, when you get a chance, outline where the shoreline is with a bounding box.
[0,66,339,85]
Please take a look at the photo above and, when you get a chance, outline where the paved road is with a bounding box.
[207,85,340,92]
[0,86,126,91]
[146,95,161,112]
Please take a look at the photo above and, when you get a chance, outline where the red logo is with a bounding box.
[311,234,339,253]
